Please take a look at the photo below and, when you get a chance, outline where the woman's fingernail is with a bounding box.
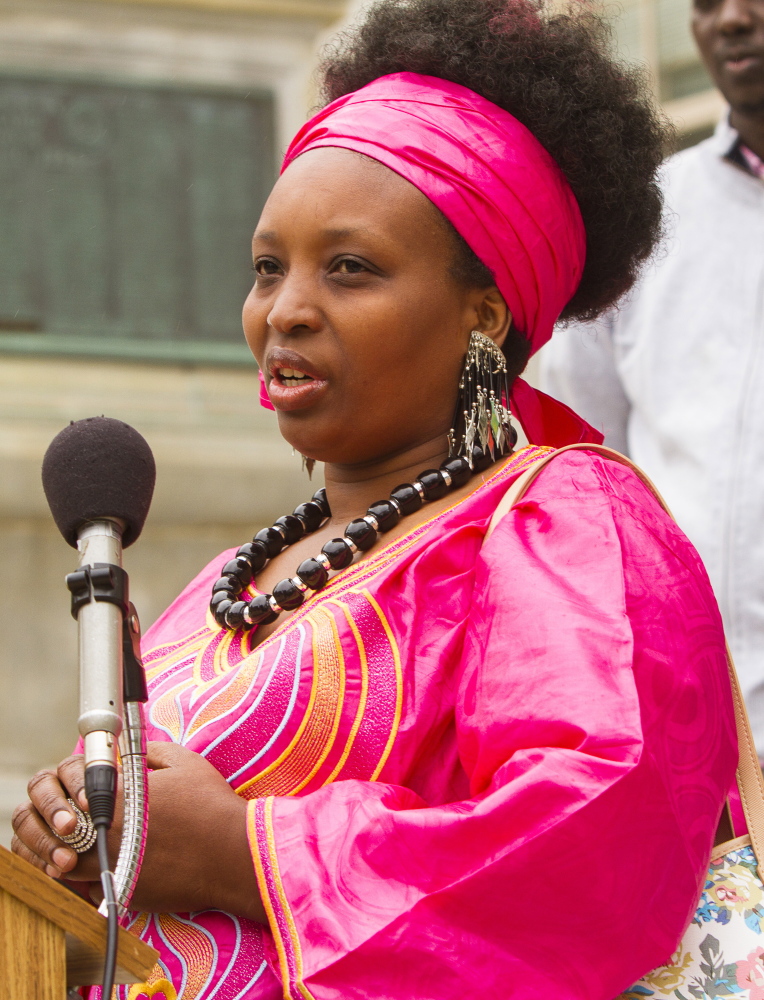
[79,791,88,809]
[52,809,73,834]
[52,847,74,870]
[46,864,61,879]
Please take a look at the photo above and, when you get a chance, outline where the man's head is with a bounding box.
[692,0,764,117]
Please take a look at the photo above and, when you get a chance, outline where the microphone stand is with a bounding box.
[41,415,156,991]
[65,518,150,990]
[111,607,149,918]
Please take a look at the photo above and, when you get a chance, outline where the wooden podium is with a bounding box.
[0,843,158,997]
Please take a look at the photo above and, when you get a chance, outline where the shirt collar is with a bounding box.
[710,112,764,180]
[739,143,764,179]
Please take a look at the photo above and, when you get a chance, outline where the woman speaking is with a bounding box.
[12,1,737,997]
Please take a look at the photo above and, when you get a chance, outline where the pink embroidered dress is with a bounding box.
[110,445,736,1000]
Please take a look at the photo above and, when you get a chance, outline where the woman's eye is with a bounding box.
[333,257,369,275]
[253,258,281,277]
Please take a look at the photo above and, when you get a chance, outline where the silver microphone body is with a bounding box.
[77,519,124,771]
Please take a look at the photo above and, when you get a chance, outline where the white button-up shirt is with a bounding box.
[540,117,764,750]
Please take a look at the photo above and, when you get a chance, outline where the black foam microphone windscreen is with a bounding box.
[42,417,156,548]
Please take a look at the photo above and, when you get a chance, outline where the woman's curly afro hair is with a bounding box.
[319,0,669,325]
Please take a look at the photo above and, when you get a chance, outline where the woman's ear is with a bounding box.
[471,287,512,349]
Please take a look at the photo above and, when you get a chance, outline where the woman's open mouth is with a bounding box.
[277,367,315,388]
[266,355,329,411]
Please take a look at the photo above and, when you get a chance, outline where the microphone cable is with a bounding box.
[96,824,119,999]
[87,760,119,998]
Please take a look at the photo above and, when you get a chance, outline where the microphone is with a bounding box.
[42,415,155,549]
[42,417,155,826]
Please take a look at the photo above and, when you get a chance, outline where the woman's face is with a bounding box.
[242,147,507,469]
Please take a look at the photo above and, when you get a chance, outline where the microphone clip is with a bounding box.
[66,562,129,620]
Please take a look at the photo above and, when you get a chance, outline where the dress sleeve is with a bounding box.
[539,312,632,456]
[246,452,736,1000]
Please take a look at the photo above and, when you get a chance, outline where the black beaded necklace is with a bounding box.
[210,451,492,632]
[212,328,518,632]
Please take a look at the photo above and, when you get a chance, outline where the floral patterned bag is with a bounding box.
[620,838,764,998]
[490,444,764,1000]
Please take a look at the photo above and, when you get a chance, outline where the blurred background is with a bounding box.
[0,0,725,845]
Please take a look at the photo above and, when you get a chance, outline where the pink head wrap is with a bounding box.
[260,72,602,448]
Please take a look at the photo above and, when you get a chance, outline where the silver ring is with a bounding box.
[54,797,97,854]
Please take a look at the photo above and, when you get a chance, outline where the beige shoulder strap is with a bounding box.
[486,443,764,871]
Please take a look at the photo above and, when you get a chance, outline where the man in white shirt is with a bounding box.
[540,0,764,747]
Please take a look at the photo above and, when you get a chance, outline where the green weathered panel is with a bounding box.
[0,74,275,361]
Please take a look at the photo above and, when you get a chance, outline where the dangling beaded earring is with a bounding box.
[291,448,316,479]
[448,331,517,472]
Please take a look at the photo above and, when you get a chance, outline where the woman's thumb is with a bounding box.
[146,740,190,770]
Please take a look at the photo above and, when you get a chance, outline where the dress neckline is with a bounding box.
[219,446,549,656]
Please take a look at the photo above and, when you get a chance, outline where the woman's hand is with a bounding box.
[11,754,91,881]
[11,743,265,922]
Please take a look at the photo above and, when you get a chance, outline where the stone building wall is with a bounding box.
[0,0,344,846]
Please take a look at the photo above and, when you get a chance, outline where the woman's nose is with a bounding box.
[266,271,323,336]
